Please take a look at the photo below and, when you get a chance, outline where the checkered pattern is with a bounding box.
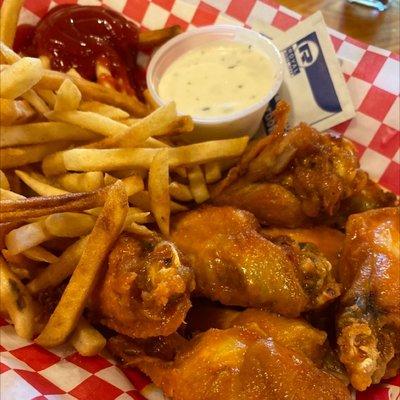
[1,0,399,399]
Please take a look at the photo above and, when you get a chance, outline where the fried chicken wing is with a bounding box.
[109,326,351,400]
[171,206,341,316]
[211,101,397,227]
[262,226,345,267]
[336,207,400,390]
[90,233,195,338]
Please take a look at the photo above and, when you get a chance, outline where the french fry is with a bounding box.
[0,57,44,99]
[169,181,193,202]
[80,101,129,120]
[0,141,73,169]
[15,169,68,196]
[35,181,128,347]
[143,88,159,111]
[54,172,104,193]
[0,99,35,126]
[5,220,53,255]
[35,68,148,116]
[129,190,188,213]
[104,174,144,196]
[44,212,96,237]
[0,170,10,190]
[55,137,248,172]
[54,79,82,112]
[0,42,50,114]
[0,122,99,147]
[42,151,68,176]
[125,221,155,236]
[2,248,37,270]
[138,25,181,49]
[23,246,59,264]
[0,256,37,340]
[204,162,222,183]
[85,102,193,149]
[28,237,87,294]
[0,188,108,223]
[0,188,25,201]
[149,149,170,236]
[46,110,128,137]
[95,62,116,90]
[39,55,51,69]
[188,165,210,204]
[36,89,56,107]
[70,318,106,356]
[0,0,24,47]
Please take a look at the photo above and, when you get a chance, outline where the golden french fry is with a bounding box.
[125,221,155,236]
[35,181,128,347]
[0,98,35,126]
[44,212,96,237]
[70,317,106,356]
[35,89,56,107]
[1,122,99,147]
[138,25,181,49]
[149,150,170,236]
[0,57,44,99]
[0,188,25,201]
[15,169,68,196]
[0,170,10,190]
[0,43,49,114]
[0,256,37,340]
[67,68,82,78]
[129,190,188,213]
[46,110,128,137]
[85,102,193,149]
[56,137,248,172]
[0,0,24,47]
[39,55,50,69]
[27,237,87,294]
[0,188,108,223]
[104,174,144,196]
[143,88,159,111]
[55,172,104,193]
[204,162,222,183]
[35,68,148,116]
[41,152,68,176]
[169,181,193,202]
[54,79,82,112]
[79,101,129,120]
[188,165,210,204]
[23,246,59,264]
[5,220,53,255]
[0,141,73,169]
[2,248,36,269]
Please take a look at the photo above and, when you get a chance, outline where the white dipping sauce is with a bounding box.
[157,40,276,118]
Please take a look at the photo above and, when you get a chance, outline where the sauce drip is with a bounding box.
[15,5,143,94]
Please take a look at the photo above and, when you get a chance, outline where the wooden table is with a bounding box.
[278,0,399,53]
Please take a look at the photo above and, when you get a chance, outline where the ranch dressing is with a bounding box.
[157,40,276,118]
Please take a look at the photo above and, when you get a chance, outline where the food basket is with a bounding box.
[0,0,399,399]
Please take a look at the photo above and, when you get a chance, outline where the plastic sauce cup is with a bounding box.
[146,25,283,143]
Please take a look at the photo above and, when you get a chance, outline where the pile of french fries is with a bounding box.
[0,0,249,356]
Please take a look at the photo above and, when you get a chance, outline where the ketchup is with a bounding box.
[15,5,143,95]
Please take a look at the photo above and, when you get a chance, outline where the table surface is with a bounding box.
[278,0,399,53]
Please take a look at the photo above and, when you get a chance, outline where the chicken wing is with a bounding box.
[336,207,400,390]
[109,325,351,400]
[211,101,396,227]
[90,233,195,338]
[262,226,344,268]
[171,206,341,316]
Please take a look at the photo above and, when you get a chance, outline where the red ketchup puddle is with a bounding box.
[14,4,146,96]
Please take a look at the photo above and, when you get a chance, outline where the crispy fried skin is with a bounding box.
[262,226,345,268]
[109,326,351,400]
[171,206,340,316]
[90,234,194,338]
[336,207,400,390]
[186,305,327,365]
[211,103,387,227]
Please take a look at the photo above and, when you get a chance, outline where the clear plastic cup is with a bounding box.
[146,25,283,143]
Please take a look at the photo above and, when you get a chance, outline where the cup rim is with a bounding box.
[146,24,284,126]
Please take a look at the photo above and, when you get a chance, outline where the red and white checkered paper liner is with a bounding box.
[1,0,399,399]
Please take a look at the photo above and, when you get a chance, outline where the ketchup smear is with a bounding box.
[15,5,144,95]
